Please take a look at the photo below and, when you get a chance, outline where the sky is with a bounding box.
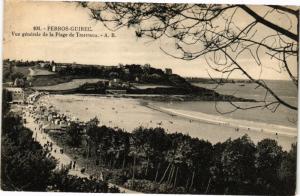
[3,0,299,79]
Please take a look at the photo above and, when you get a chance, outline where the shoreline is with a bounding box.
[37,94,297,150]
[145,103,297,138]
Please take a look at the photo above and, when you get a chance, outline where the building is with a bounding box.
[51,64,67,72]
[6,87,25,104]
[52,65,56,72]
[109,79,121,87]
[165,68,173,75]
[39,62,50,68]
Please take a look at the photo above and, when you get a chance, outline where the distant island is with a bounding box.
[3,59,255,102]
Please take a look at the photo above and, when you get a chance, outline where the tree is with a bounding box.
[1,114,117,193]
[81,3,299,111]
[1,115,57,191]
[66,121,83,147]
[10,72,25,82]
[2,89,12,117]
[188,138,213,193]
[255,139,284,194]
[85,117,100,157]
[219,135,257,194]
[48,167,117,192]
[278,143,297,195]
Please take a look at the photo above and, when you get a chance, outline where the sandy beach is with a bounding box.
[38,94,297,150]
[147,104,297,137]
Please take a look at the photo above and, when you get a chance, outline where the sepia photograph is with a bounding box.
[1,0,299,194]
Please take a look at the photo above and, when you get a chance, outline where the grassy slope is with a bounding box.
[33,78,106,91]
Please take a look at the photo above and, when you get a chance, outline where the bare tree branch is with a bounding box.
[239,5,298,41]
[80,2,299,112]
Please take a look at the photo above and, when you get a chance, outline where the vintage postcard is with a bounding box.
[1,0,298,194]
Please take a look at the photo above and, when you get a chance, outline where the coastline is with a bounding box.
[145,103,297,138]
[37,94,297,150]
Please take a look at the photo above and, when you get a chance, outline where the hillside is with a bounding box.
[3,59,255,102]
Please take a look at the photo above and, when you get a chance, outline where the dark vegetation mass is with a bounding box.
[1,90,119,192]
[3,59,191,87]
[50,116,296,194]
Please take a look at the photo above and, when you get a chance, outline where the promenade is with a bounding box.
[22,106,140,194]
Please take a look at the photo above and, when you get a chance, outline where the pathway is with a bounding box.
[22,108,140,193]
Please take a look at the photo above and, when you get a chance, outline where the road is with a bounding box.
[22,108,141,194]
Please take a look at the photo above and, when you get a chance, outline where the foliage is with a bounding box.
[278,143,297,195]
[54,118,297,194]
[1,114,57,191]
[2,89,12,116]
[220,136,256,194]
[255,139,284,194]
[48,167,117,192]
[66,121,84,147]
[1,108,119,192]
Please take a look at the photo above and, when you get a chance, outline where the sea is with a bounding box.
[185,80,298,127]
[39,80,298,150]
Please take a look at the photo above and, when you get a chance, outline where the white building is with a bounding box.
[52,65,56,72]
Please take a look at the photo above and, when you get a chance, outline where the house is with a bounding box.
[109,79,121,87]
[39,61,50,68]
[40,63,46,68]
[52,65,56,72]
